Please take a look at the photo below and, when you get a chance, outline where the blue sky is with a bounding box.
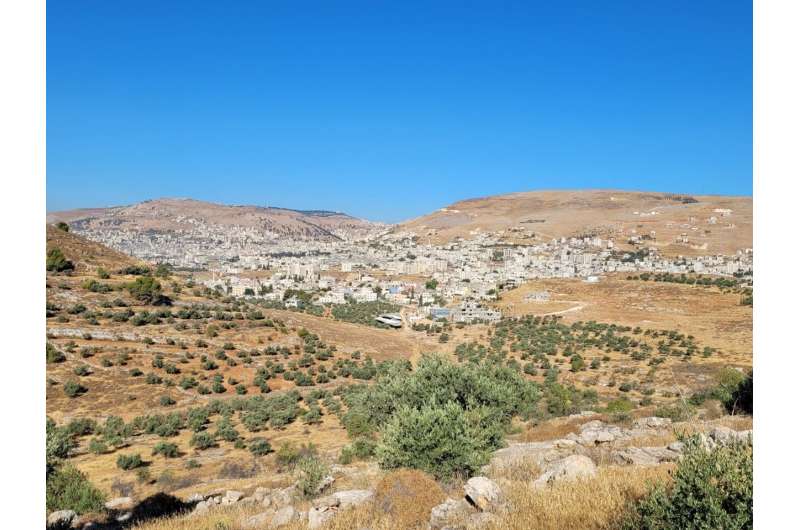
[47,0,752,222]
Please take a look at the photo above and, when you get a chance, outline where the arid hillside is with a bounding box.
[397,190,752,256]
[47,198,384,242]
[46,224,145,272]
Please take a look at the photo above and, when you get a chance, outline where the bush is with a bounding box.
[88,438,108,455]
[190,431,216,450]
[338,437,376,464]
[127,276,170,305]
[296,456,330,498]
[622,436,752,529]
[276,441,317,470]
[116,453,144,470]
[46,247,74,272]
[46,465,105,514]
[724,370,753,415]
[47,418,75,475]
[46,342,66,363]
[152,442,179,458]
[376,401,491,480]
[64,380,87,398]
[249,437,272,456]
[654,401,696,422]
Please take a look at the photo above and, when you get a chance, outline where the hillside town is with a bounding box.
[70,221,753,326]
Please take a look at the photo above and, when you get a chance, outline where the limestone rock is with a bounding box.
[47,510,76,527]
[104,496,134,511]
[186,493,204,503]
[308,506,336,529]
[532,455,597,487]
[272,505,297,527]
[253,487,270,503]
[577,421,622,445]
[430,498,474,529]
[634,417,672,429]
[223,490,244,504]
[241,510,274,529]
[335,489,374,508]
[464,477,503,512]
[612,446,681,466]
[667,441,685,453]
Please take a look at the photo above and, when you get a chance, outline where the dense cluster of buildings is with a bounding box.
[73,218,753,327]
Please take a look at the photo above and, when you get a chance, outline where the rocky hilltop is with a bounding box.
[46,198,386,264]
[397,190,752,256]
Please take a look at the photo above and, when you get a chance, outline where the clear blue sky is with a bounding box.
[47,0,752,223]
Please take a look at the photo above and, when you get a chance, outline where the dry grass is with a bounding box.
[372,469,446,529]
[514,416,590,443]
[487,465,672,530]
[133,464,672,530]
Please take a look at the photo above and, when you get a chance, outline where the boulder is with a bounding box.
[272,505,297,527]
[667,441,685,453]
[104,496,134,511]
[612,446,681,466]
[253,487,270,503]
[710,426,737,444]
[186,493,204,503]
[222,490,244,504]
[577,421,622,445]
[484,441,563,473]
[47,510,76,527]
[430,498,474,529]
[192,500,210,516]
[553,439,577,449]
[333,489,374,508]
[532,455,597,488]
[241,510,274,529]
[464,477,503,512]
[312,494,341,510]
[269,486,295,508]
[308,506,336,529]
[634,417,672,429]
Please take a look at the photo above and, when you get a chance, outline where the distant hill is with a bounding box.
[47,198,385,243]
[46,224,144,271]
[396,190,752,256]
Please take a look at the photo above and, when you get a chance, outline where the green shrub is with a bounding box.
[190,431,216,450]
[46,342,66,363]
[725,370,752,415]
[127,276,170,305]
[116,453,144,470]
[46,465,105,514]
[622,436,752,529]
[46,247,74,272]
[249,438,272,456]
[276,441,316,470]
[339,437,376,464]
[296,456,330,498]
[152,442,179,458]
[654,401,696,422]
[88,438,108,455]
[46,418,75,475]
[64,380,87,398]
[376,401,491,480]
